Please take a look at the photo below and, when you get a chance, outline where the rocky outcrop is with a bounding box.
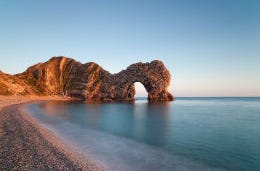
[0,57,174,102]
[0,71,36,95]
[93,60,174,102]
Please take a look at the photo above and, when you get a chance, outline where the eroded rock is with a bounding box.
[0,57,174,102]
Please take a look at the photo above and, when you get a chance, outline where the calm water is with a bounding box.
[27,97,260,171]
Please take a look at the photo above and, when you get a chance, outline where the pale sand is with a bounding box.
[0,95,104,170]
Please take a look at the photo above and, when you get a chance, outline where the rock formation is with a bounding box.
[0,57,174,102]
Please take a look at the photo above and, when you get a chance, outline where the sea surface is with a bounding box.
[27,97,260,171]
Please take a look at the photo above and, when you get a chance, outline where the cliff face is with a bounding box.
[0,57,174,102]
[0,71,36,95]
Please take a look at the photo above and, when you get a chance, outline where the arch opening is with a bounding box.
[134,82,148,101]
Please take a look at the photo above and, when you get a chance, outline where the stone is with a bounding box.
[0,56,174,102]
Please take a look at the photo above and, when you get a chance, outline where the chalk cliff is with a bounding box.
[0,57,174,102]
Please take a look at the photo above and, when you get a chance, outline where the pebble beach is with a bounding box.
[0,96,102,171]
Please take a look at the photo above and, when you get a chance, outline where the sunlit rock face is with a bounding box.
[0,56,174,102]
[96,60,174,102]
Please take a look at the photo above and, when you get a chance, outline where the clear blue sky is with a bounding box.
[0,0,259,97]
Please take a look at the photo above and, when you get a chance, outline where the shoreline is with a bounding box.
[0,96,103,170]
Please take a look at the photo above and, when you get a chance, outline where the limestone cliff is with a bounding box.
[0,57,174,102]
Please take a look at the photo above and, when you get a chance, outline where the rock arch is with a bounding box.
[88,60,174,102]
[1,57,174,102]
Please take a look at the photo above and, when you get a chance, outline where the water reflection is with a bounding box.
[27,98,260,171]
[39,101,72,119]
[133,101,171,145]
[37,100,172,147]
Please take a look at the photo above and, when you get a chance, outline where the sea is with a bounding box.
[27,97,260,171]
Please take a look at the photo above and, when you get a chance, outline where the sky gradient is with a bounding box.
[0,0,259,97]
